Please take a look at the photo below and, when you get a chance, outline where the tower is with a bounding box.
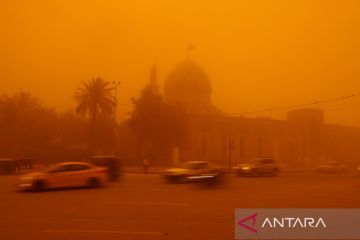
[149,64,159,94]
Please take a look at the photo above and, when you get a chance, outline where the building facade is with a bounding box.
[188,109,360,168]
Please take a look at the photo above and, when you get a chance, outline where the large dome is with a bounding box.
[164,59,220,115]
[164,59,212,104]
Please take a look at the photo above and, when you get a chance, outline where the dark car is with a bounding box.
[90,156,122,181]
[14,158,36,171]
[163,161,222,183]
[0,159,17,175]
[0,158,37,175]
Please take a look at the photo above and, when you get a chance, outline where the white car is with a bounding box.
[233,158,280,177]
[18,162,108,191]
[163,161,222,183]
[315,161,347,173]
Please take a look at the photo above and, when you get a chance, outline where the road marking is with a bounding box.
[43,229,168,236]
[100,201,190,207]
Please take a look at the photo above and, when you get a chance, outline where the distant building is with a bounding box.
[121,59,360,167]
[188,109,360,167]
[162,60,360,167]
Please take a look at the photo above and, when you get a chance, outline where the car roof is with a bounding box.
[184,161,210,164]
[91,156,118,158]
[56,161,92,166]
[0,158,12,162]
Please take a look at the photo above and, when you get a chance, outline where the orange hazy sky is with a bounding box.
[1,0,360,126]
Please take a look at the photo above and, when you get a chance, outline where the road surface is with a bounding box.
[0,172,359,240]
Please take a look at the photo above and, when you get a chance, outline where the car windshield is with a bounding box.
[248,158,274,164]
[181,162,205,170]
[247,159,263,164]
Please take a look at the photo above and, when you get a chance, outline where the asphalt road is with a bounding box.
[0,172,359,240]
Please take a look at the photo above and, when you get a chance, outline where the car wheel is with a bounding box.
[252,169,259,177]
[272,168,279,176]
[33,180,46,192]
[88,178,100,188]
[175,175,188,183]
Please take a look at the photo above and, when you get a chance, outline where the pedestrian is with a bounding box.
[143,157,149,174]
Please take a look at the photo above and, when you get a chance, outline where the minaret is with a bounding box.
[150,64,159,94]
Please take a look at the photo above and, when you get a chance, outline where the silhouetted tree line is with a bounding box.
[0,92,58,158]
[0,92,116,162]
[0,79,189,166]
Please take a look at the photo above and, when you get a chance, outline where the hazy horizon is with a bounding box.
[1,0,360,126]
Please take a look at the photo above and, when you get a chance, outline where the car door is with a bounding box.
[46,165,72,188]
[67,164,91,186]
[261,159,271,174]
[256,159,267,174]
[266,159,276,173]
[201,163,219,175]
[189,163,203,176]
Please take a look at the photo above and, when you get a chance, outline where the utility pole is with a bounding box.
[113,81,121,122]
[112,81,121,156]
[229,138,235,172]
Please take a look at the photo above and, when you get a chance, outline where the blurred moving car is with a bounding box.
[18,162,108,191]
[0,159,17,175]
[90,156,122,181]
[14,158,35,171]
[163,161,222,183]
[233,158,280,177]
[316,161,347,173]
[0,158,37,175]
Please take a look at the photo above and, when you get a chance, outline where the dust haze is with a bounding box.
[1,0,360,126]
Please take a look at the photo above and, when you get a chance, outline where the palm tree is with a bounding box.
[74,77,115,152]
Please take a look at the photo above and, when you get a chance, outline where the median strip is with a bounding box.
[100,200,190,206]
[43,229,168,236]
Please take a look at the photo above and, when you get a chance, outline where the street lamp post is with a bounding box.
[229,139,235,172]
[113,81,121,122]
[112,81,121,156]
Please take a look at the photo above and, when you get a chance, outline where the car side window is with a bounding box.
[266,159,274,164]
[201,163,210,169]
[193,163,206,170]
[68,164,89,172]
[262,159,273,164]
[257,159,266,165]
[49,165,68,173]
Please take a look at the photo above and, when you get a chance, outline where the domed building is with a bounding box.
[164,59,220,115]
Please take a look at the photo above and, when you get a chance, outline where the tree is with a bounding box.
[128,84,189,164]
[0,92,58,157]
[57,111,116,157]
[57,111,88,148]
[73,78,115,153]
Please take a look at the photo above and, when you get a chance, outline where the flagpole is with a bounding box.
[187,44,195,59]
